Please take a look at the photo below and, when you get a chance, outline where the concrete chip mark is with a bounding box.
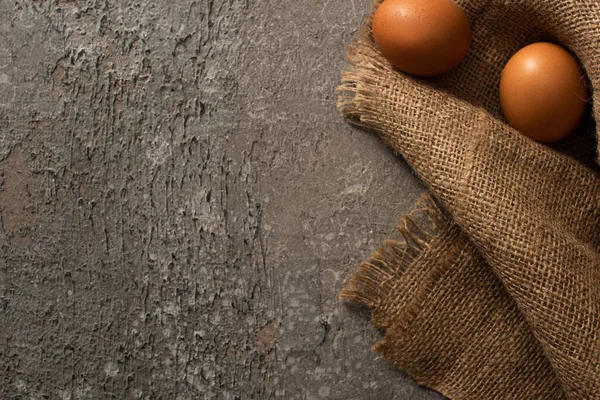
[226,344,236,358]
[256,322,277,352]
[0,73,16,106]
[256,322,277,382]
[51,56,70,89]
[0,148,46,246]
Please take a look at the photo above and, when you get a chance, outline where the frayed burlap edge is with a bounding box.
[339,193,447,318]
[336,0,389,129]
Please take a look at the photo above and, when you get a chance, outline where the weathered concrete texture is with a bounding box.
[0,0,442,398]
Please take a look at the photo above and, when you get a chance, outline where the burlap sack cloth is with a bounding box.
[338,0,600,398]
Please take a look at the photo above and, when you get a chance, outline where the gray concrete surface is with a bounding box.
[0,0,442,398]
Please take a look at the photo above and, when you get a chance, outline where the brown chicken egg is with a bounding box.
[500,42,588,143]
[372,0,471,77]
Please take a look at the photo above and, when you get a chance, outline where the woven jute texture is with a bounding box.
[338,1,600,399]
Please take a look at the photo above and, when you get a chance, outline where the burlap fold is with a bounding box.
[338,1,600,399]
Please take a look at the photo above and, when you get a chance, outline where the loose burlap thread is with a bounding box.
[338,1,600,399]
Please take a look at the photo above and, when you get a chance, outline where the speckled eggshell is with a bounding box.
[372,0,472,77]
[500,42,588,143]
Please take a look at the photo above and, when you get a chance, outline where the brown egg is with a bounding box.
[372,0,471,77]
[500,42,588,143]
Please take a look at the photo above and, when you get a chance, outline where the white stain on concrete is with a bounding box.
[104,361,119,377]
